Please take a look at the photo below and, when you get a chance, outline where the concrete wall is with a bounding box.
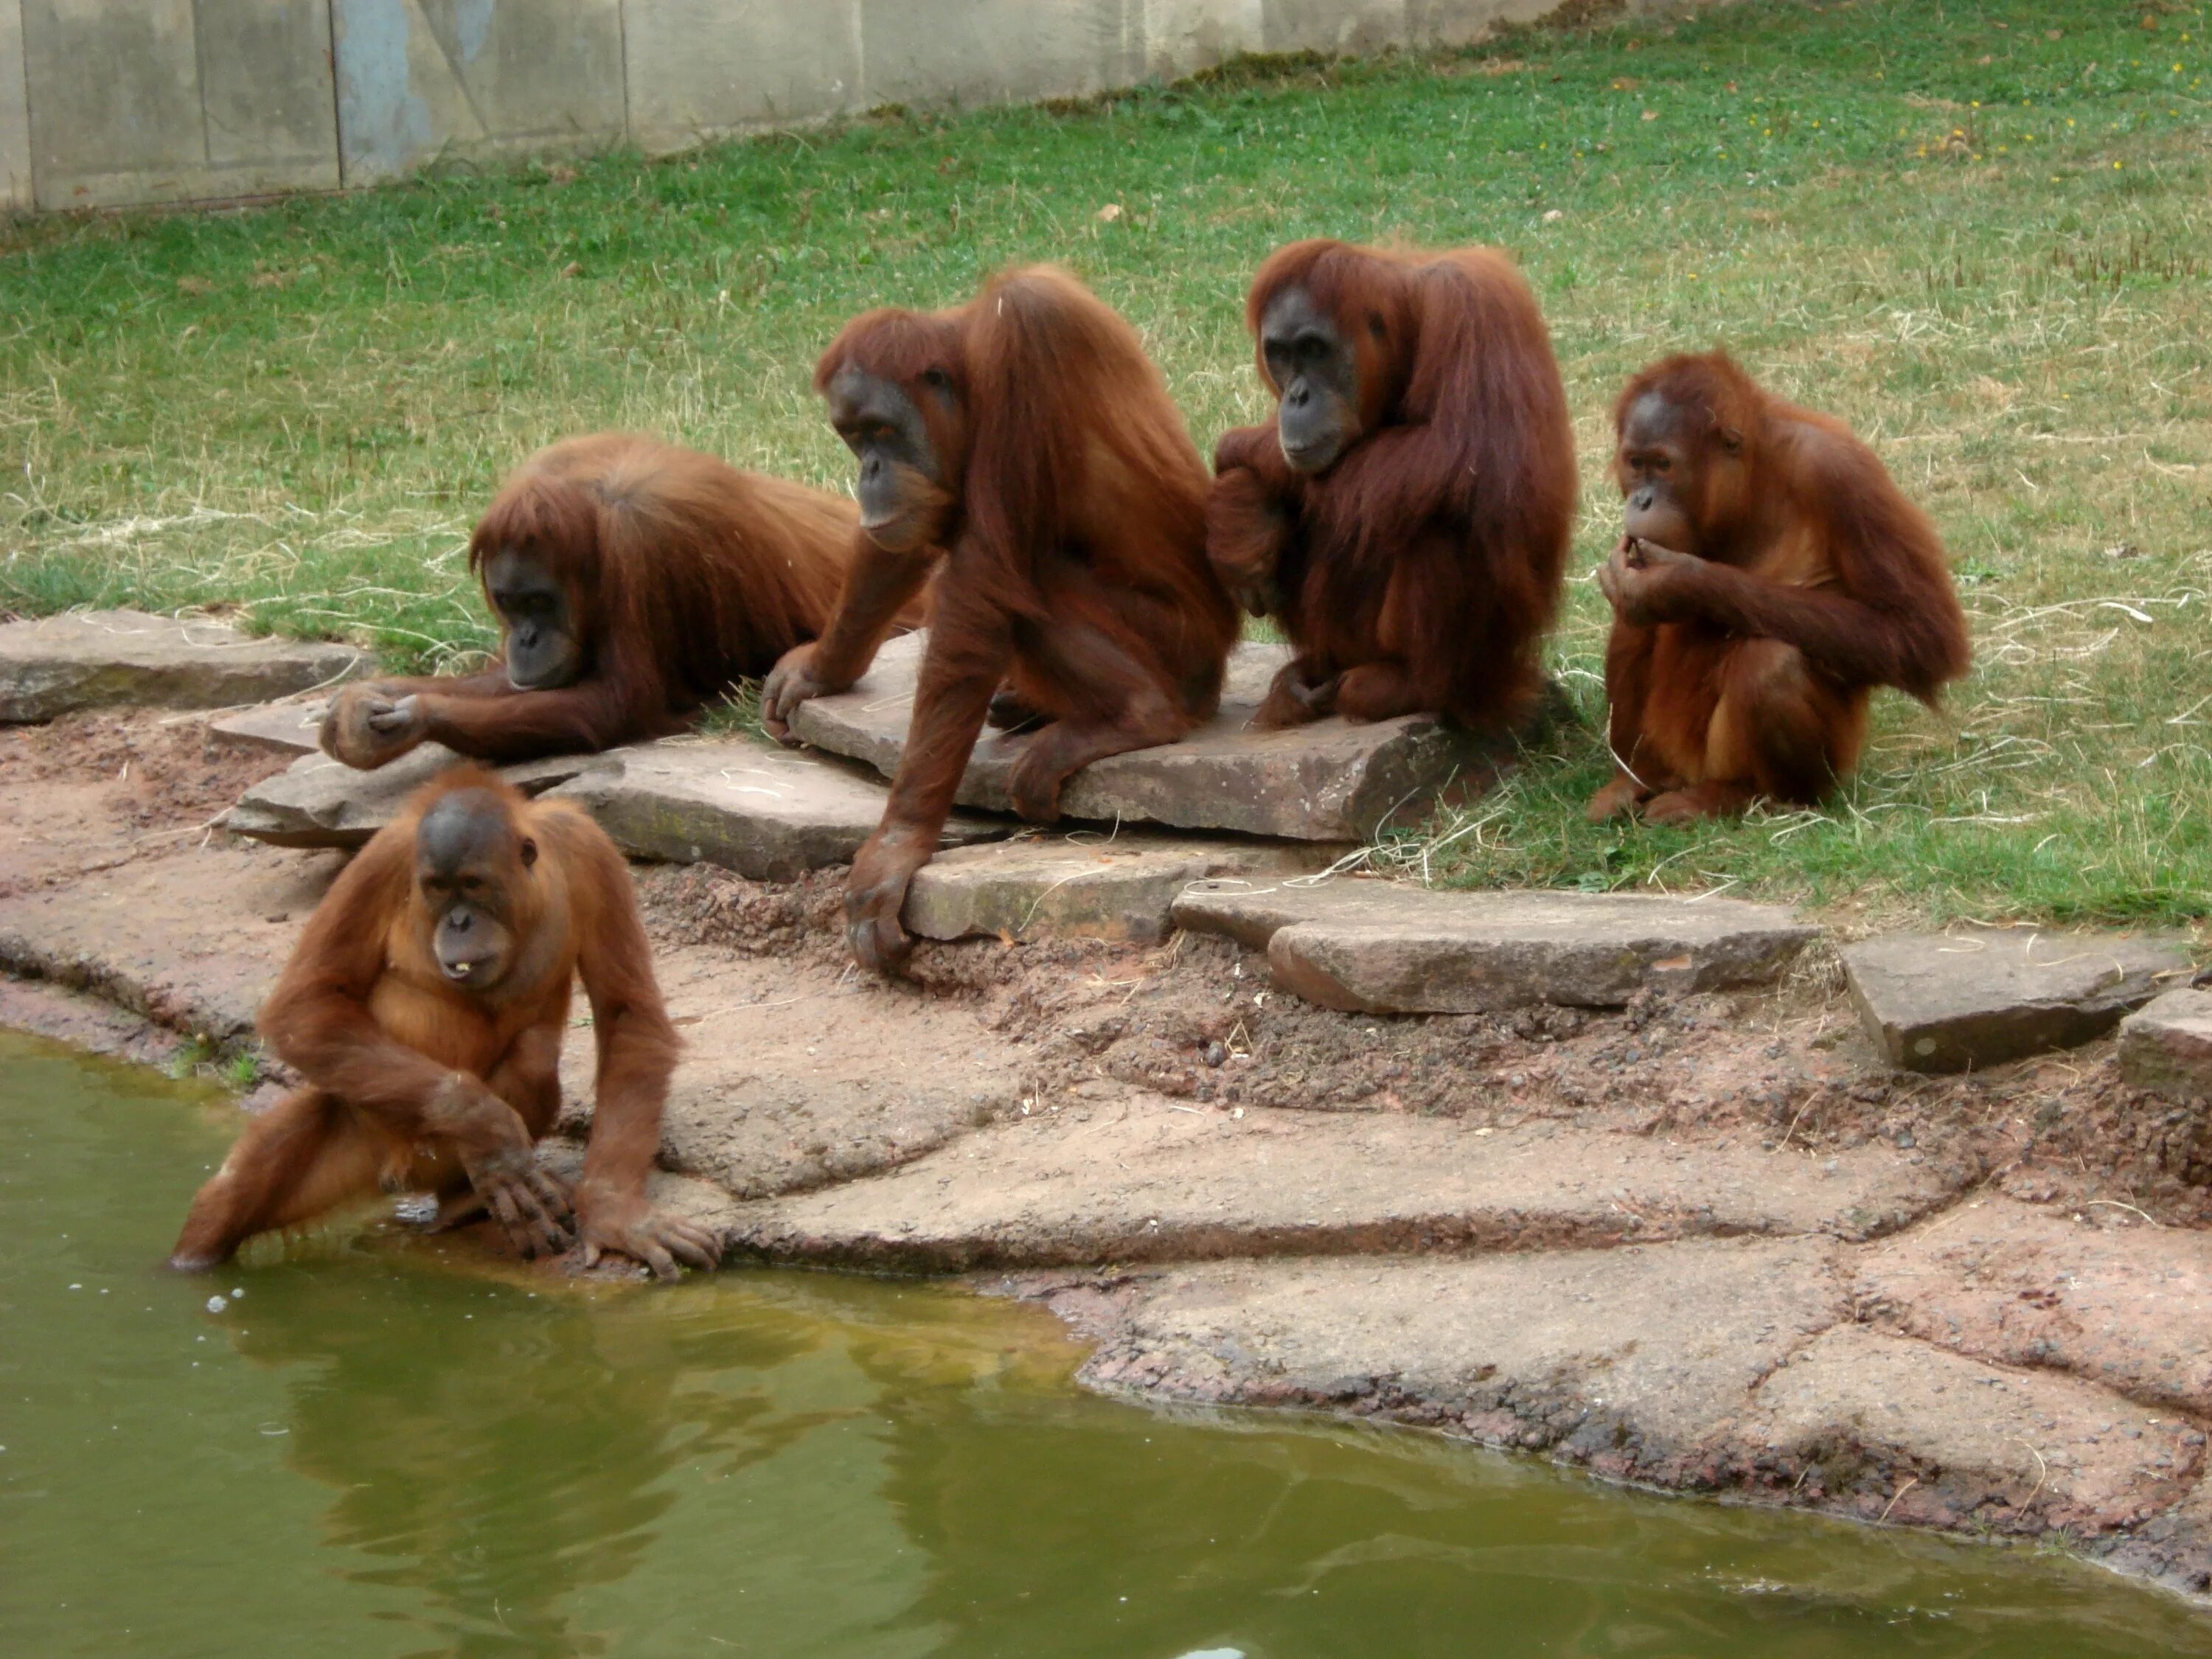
[2,0,1575,212]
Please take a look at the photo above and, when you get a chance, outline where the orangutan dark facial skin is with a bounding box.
[480,547,583,689]
[1615,390,1736,554]
[1259,285,1363,475]
[414,789,537,990]
[825,363,960,553]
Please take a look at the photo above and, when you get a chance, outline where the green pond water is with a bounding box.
[5,1030,2212,1659]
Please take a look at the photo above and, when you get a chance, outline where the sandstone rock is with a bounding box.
[0,609,362,722]
[787,630,1550,842]
[1857,1197,2212,1417]
[2118,987,2212,1102]
[725,1101,1960,1271]
[546,738,1004,881]
[1062,1238,1845,1460]
[553,944,1020,1200]
[904,832,1323,945]
[1841,926,2192,1073]
[0,841,341,1048]
[1749,1326,2197,1534]
[223,745,608,849]
[1169,878,1815,1012]
[207,698,327,757]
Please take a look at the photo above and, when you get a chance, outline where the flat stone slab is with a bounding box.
[789,631,1534,842]
[904,833,1325,945]
[725,1101,1961,1272]
[1059,1237,1846,1461]
[207,696,328,757]
[1170,878,1817,1012]
[2119,987,2212,1102]
[223,745,610,849]
[546,738,1005,882]
[1841,926,2192,1073]
[1748,1326,2197,1535]
[1857,1197,2212,1418]
[0,609,363,722]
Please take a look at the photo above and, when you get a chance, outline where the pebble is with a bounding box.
[205,1295,228,1313]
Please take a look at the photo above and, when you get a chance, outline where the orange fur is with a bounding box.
[1594,353,1970,821]
[170,769,704,1275]
[1207,239,1578,731]
[765,265,1238,975]
[328,434,923,765]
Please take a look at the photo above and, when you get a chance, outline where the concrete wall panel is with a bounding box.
[23,0,202,208]
[333,0,484,184]
[417,0,623,141]
[1410,0,1559,49]
[860,0,1122,111]
[335,0,621,184]
[1140,0,1263,80]
[1263,0,1407,57]
[0,0,30,211]
[194,1,339,189]
[627,0,863,151]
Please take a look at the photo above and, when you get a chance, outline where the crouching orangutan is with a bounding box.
[323,433,922,768]
[1589,352,1972,823]
[1206,238,1576,731]
[759,265,1237,976]
[170,768,720,1280]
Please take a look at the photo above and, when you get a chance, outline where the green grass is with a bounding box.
[4,0,2210,933]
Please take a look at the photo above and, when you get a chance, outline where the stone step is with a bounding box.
[723,1100,1963,1272]
[1170,878,1816,1013]
[0,839,334,1048]
[1856,1195,2212,1418]
[1840,926,2194,1073]
[0,609,363,723]
[554,944,1019,1199]
[788,630,1541,842]
[905,832,1324,945]
[223,745,611,848]
[1748,1326,2197,1537]
[2119,987,2212,1102]
[545,737,1004,881]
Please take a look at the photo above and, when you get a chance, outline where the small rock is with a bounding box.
[0,610,363,723]
[1842,927,2192,1073]
[2118,988,2212,1102]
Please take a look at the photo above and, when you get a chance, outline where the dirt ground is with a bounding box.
[7,707,2212,1599]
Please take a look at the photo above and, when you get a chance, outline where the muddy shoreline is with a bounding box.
[6,705,2212,1604]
